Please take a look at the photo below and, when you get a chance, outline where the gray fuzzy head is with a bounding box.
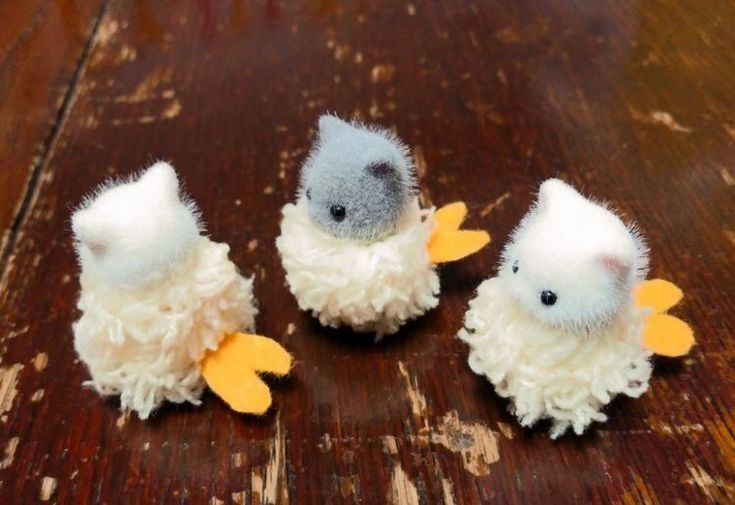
[299,115,416,241]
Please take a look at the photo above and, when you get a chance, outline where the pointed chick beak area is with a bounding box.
[302,194,401,242]
[503,253,626,332]
[72,210,110,258]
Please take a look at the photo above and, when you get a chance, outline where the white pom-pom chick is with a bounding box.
[276,115,490,338]
[72,162,291,419]
[458,178,696,438]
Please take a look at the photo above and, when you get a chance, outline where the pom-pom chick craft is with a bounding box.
[72,162,292,419]
[458,178,694,438]
[276,115,490,338]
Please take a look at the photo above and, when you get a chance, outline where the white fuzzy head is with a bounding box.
[72,162,202,287]
[500,179,648,331]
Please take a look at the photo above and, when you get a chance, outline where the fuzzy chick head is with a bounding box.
[500,179,649,331]
[72,161,202,287]
[299,115,416,241]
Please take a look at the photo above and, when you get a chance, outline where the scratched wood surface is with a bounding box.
[0,0,105,252]
[1,1,734,503]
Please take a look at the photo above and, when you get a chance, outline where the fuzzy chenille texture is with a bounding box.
[276,197,439,338]
[72,162,256,418]
[300,115,416,241]
[458,178,652,438]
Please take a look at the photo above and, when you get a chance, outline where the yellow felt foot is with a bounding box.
[200,333,292,415]
[635,279,683,313]
[428,202,490,264]
[642,313,695,357]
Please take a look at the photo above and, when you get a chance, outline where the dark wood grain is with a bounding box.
[0,0,105,255]
[1,1,734,503]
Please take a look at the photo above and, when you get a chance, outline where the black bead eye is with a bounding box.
[306,188,312,200]
[512,261,519,274]
[540,290,557,306]
[330,204,346,222]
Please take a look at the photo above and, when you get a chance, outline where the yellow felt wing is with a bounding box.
[428,202,490,264]
[641,313,695,357]
[433,201,467,231]
[429,230,491,263]
[201,333,292,415]
[635,279,683,313]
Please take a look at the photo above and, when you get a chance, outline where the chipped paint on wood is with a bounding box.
[389,463,418,505]
[2,325,29,344]
[96,17,120,48]
[339,475,359,498]
[629,107,692,133]
[397,361,428,426]
[645,416,705,436]
[161,98,182,119]
[432,410,500,476]
[441,478,456,505]
[0,364,23,420]
[684,462,735,502]
[397,363,501,476]
[382,435,399,455]
[39,476,57,501]
[32,352,48,371]
[231,452,246,468]
[720,167,735,186]
[231,490,246,504]
[480,191,511,217]
[250,467,263,502]
[0,436,19,469]
[725,229,735,247]
[318,433,332,452]
[371,64,396,84]
[115,410,130,429]
[250,415,288,504]
[496,422,514,439]
[116,44,137,63]
[114,67,175,103]
[616,474,660,505]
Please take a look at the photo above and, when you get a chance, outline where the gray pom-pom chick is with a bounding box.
[299,115,416,241]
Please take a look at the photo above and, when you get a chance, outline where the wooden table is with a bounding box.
[1,1,733,503]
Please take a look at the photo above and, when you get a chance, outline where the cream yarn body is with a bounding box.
[276,198,439,337]
[459,277,652,438]
[74,238,256,419]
